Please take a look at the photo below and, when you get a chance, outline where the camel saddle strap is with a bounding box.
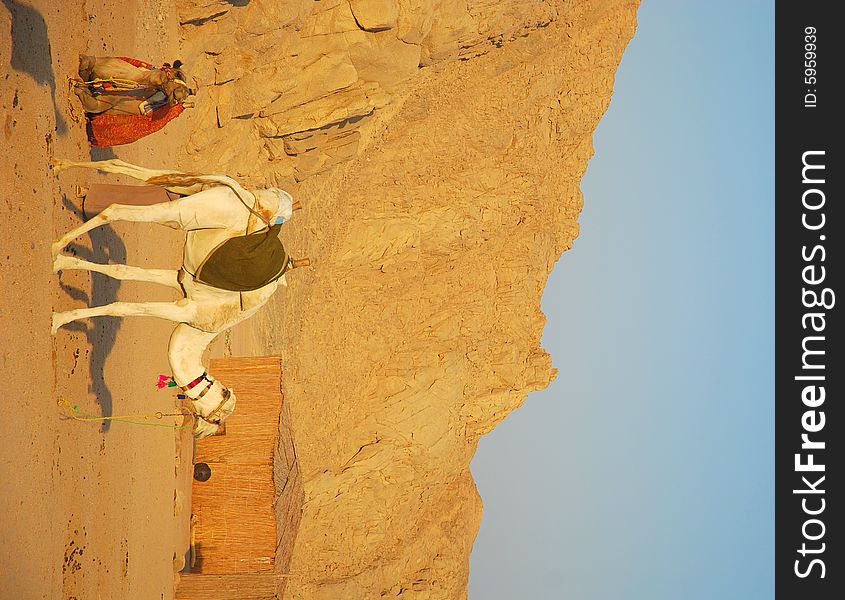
[195,224,289,292]
[117,56,155,70]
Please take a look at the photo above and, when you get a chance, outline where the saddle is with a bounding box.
[194,224,290,292]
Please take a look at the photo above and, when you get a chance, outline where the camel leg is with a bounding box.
[53,210,110,258]
[73,91,112,114]
[53,202,184,258]
[52,158,209,196]
[52,158,180,182]
[53,254,181,290]
[72,89,145,116]
[52,300,195,335]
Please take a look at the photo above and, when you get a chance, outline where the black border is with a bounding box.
[776,3,841,598]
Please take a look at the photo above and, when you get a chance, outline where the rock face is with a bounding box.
[177,0,639,597]
[178,0,562,183]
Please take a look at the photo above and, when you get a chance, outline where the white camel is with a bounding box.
[51,158,306,438]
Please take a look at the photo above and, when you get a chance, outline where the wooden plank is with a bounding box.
[273,391,303,600]
[174,415,196,572]
[197,357,283,464]
[176,573,278,600]
[195,421,277,464]
[180,355,304,597]
[192,462,276,573]
[191,357,282,574]
[274,397,304,570]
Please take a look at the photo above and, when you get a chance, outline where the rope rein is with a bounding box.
[57,370,230,431]
[57,398,193,429]
[71,76,148,89]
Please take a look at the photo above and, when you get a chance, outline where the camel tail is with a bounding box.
[145,173,207,188]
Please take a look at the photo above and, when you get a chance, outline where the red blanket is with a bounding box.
[87,103,184,147]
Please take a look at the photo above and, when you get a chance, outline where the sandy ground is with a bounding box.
[0,1,219,598]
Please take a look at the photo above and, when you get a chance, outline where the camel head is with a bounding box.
[161,79,191,105]
[161,60,192,105]
[259,188,296,225]
[192,383,237,439]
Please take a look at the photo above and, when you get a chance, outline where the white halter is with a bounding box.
[268,188,293,225]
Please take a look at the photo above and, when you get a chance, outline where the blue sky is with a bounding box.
[470,2,774,598]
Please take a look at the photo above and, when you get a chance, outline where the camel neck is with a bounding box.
[245,190,278,234]
[167,323,220,385]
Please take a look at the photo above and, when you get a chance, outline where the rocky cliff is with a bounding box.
[177,1,639,597]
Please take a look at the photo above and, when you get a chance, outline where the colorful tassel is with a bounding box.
[156,374,178,389]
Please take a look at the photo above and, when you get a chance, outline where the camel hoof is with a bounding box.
[51,158,71,172]
[53,254,73,274]
[51,240,66,260]
[51,314,62,335]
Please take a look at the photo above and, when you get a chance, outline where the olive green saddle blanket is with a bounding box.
[194,223,289,292]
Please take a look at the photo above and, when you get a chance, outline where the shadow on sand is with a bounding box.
[59,195,126,432]
[89,146,117,161]
[2,0,68,135]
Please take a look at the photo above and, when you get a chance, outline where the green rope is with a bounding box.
[57,398,193,430]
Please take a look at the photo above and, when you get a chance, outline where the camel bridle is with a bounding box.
[179,372,233,425]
